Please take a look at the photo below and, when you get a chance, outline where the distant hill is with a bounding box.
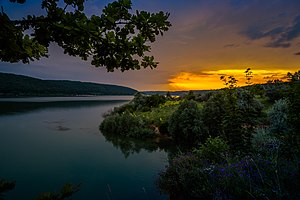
[0,72,137,97]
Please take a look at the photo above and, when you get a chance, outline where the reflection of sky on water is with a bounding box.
[0,96,133,102]
[0,97,132,116]
[0,98,168,200]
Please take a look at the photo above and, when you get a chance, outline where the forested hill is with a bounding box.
[0,73,137,97]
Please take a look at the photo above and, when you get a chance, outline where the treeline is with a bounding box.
[0,72,137,96]
[100,70,300,199]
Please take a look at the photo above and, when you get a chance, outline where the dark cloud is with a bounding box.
[294,52,300,55]
[223,43,239,48]
[264,42,291,48]
[188,70,215,76]
[242,15,300,48]
[242,26,264,40]
[263,27,285,37]
[277,12,289,18]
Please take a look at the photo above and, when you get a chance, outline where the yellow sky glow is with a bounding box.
[168,69,291,90]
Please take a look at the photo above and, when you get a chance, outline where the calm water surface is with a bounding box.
[0,96,168,200]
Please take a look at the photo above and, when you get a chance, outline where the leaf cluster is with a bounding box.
[220,75,238,89]
[35,183,81,200]
[1,0,171,71]
[0,179,16,200]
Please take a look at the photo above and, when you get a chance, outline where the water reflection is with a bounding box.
[0,98,168,199]
[0,100,127,116]
[102,132,174,158]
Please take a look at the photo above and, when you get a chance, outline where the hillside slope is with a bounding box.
[0,73,137,96]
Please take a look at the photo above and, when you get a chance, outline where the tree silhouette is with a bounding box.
[0,179,15,200]
[244,67,253,85]
[0,0,171,72]
[220,75,238,89]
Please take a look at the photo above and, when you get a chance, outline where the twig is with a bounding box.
[250,158,264,184]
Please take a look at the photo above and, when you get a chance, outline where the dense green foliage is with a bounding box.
[100,112,156,139]
[157,70,300,200]
[168,100,205,145]
[158,154,299,200]
[100,93,173,138]
[0,0,171,71]
[268,99,289,135]
[0,72,137,96]
[194,137,229,163]
[251,128,281,159]
[202,89,264,151]
[99,70,300,199]
[130,92,168,111]
[286,71,300,154]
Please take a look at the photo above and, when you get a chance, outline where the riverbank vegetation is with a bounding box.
[100,69,300,199]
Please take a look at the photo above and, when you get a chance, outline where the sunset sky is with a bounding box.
[0,0,299,91]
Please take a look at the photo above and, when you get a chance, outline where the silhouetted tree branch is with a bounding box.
[0,0,171,72]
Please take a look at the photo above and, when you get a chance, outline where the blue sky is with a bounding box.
[0,0,299,90]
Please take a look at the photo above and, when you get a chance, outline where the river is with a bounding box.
[0,96,168,200]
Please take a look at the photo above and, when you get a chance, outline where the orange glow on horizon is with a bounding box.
[168,69,291,90]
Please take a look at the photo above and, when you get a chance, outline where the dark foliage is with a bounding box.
[0,0,171,71]
[0,179,15,200]
[263,80,289,103]
[131,92,167,111]
[202,91,227,137]
[203,89,264,151]
[168,100,206,145]
[285,71,300,155]
[108,92,167,114]
[158,155,300,200]
[34,183,81,200]
[100,112,156,139]
[0,180,80,200]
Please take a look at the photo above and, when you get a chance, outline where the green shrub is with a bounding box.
[268,98,289,135]
[139,105,176,127]
[202,91,227,137]
[183,90,196,100]
[130,92,167,111]
[157,154,208,200]
[264,80,288,103]
[158,154,300,200]
[194,137,229,163]
[158,72,300,200]
[251,128,281,160]
[100,112,155,139]
[202,89,264,152]
[286,72,300,155]
[168,100,206,145]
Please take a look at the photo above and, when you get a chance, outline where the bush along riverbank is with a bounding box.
[100,70,300,200]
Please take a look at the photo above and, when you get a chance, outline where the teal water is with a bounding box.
[0,97,168,200]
